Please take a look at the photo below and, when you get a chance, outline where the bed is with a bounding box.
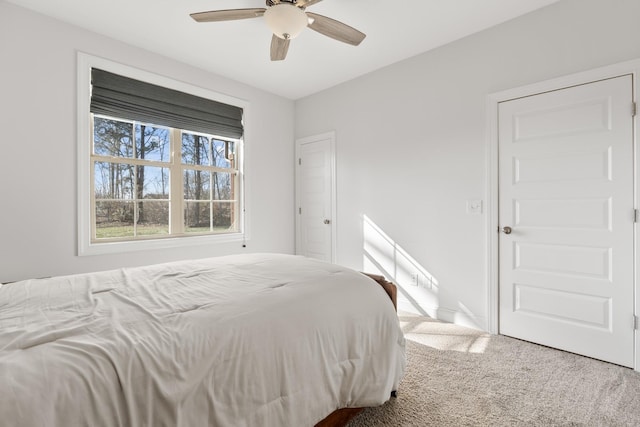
[0,253,405,426]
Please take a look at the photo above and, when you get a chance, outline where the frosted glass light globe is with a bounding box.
[264,3,308,40]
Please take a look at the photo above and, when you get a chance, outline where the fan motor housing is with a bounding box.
[267,0,298,6]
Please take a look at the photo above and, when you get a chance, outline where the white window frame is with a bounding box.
[77,53,249,256]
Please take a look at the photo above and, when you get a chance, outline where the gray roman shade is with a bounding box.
[90,68,243,139]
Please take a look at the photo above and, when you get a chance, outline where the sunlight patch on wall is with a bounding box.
[363,214,440,317]
[454,302,485,330]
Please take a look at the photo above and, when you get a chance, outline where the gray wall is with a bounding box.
[0,2,296,283]
[294,0,640,329]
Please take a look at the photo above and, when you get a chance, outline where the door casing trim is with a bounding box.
[485,58,639,371]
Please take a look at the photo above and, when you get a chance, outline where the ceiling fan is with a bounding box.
[190,0,366,61]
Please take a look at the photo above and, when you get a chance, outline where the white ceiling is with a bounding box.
[7,0,561,99]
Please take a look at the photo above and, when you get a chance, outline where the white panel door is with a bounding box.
[498,75,635,367]
[295,133,335,262]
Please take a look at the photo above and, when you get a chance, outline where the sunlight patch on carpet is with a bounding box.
[400,315,491,353]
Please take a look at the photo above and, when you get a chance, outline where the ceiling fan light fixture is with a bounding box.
[264,3,308,40]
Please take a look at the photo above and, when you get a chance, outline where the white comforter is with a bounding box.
[0,253,405,427]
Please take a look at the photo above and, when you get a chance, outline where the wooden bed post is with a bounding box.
[361,273,398,312]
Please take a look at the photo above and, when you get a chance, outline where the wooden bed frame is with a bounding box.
[314,273,398,427]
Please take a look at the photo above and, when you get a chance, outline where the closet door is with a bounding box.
[296,132,336,263]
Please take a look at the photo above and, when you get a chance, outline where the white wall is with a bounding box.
[0,2,295,283]
[295,0,640,329]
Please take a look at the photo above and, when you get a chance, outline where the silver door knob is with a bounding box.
[501,226,512,234]
[324,219,331,225]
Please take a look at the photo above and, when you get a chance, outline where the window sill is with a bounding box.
[79,232,245,256]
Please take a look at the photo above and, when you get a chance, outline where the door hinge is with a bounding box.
[298,158,302,165]
[633,102,637,117]
[298,207,302,215]
[634,315,639,330]
[635,209,639,223]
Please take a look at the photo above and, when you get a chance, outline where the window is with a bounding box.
[92,117,239,241]
[78,54,247,255]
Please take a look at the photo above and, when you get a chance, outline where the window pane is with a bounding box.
[95,201,134,238]
[182,133,210,166]
[212,172,233,200]
[93,117,133,158]
[94,162,134,200]
[136,201,169,236]
[184,169,210,200]
[185,201,210,233]
[212,139,233,168]
[135,124,170,162]
[138,166,169,199]
[212,202,234,231]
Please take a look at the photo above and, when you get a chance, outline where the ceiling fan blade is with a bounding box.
[296,0,323,8]
[190,8,266,23]
[270,35,290,61]
[306,12,366,46]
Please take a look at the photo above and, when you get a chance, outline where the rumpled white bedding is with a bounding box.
[0,253,405,427]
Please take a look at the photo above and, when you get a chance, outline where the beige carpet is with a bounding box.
[349,313,640,426]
